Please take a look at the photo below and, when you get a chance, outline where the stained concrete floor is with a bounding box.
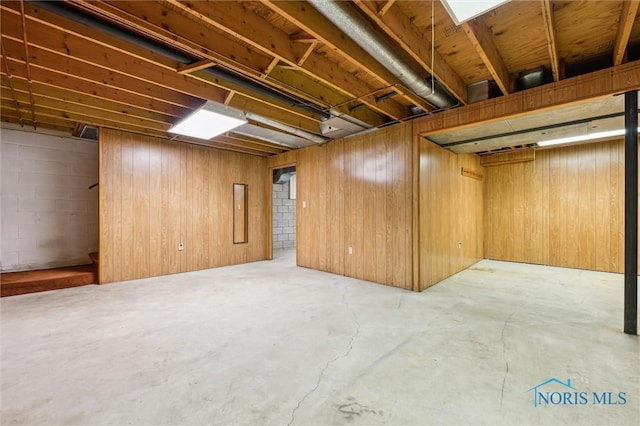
[1,250,638,425]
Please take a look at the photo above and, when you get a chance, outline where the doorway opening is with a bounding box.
[272,166,296,262]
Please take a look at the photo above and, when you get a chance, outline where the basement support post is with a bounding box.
[624,90,638,335]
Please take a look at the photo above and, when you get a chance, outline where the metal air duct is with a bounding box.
[307,0,455,109]
[29,0,331,122]
[245,113,327,144]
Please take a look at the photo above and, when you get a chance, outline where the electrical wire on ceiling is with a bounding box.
[1,41,24,127]
[19,0,36,129]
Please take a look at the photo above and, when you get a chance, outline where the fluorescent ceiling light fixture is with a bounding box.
[537,128,639,147]
[168,102,247,140]
[441,0,511,25]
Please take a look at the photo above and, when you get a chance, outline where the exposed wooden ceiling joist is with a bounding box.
[461,17,511,95]
[614,0,640,66]
[261,0,433,113]
[1,0,639,157]
[541,0,561,81]
[352,0,468,104]
[162,0,407,120]
[378,0,396,17]
[66,0,272,79]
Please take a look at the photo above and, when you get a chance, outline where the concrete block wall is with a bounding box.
[272,181,296,249]
[1,127,99,272]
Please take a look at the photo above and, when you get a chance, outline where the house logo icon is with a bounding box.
[527,378,628,407]
[527,378,576,408]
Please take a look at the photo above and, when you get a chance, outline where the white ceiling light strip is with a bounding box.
[537,128,638,147]
[441,0,511,25]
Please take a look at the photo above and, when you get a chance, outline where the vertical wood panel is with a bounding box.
[577,144,596,269]
[611,142,624,269]
[98,129,115,283]
[133,136,150,279]
[419,139,484,290]
[208,149,222,268]
[289,123,413,289]
[326,142,344,275]
[595,142,612,271]
[485,139,626,273]
[192,145,210,270]
[549,147,567,267]
[161,140,181,276]
[362,136,376,283]
[148,138,162,275]
[120,134,134,281]
[391,126,407,287]
[99,129,267,284]
[179,143,188,272]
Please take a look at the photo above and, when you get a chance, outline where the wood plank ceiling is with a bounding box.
[1,0,639,156]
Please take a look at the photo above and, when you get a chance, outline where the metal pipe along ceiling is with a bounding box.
[28,0,331,122]
[307,0,455,109]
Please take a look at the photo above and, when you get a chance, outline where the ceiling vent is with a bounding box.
[320,111,372,139]
[518,66,548,90]
[73,124,99,141]
[273,166,296,184]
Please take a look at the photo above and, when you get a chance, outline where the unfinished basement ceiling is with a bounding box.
[428,93,640,154]
[1,1,640,156]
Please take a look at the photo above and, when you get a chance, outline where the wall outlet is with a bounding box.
[302,200,307,208]
[348,246,353,255]
[457,241,462,249]
[178,242,184,251]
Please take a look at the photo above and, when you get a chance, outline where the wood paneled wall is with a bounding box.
[99,128,267,284]
[418,139,485,290]
[484,139,625,272]
[267,123,486,291]
[290,123,414,290]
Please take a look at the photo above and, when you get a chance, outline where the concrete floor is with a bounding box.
[1,250,638,425]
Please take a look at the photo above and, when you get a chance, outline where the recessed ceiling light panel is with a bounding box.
[168,102,247,140]
[441,0,511,25]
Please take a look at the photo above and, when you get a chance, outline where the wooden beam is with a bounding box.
[261,57,280,79]
[353,0,468,104]
[461,17,511,95]
[0,64,191,118]
[164,0,408,120]
[266,66,385,127]
[171,137,274,157]
[261,0,433,113]
[66,0,272,79]
[541,0,561,81]
[1,89,170,134]
[1,108,74,132]
[223,91,235,105]
[1,78,172,125]
[297,41,317,67]
[290,33,318,43]
[227,92,322,136]
[216,134,288,153]
[188,68,325,122]
[0,40,24,126]
[198,135,285,155]
[378,0,396,17]
[614,0,640,66]
[414,61,640,135]
[1,41,203,110]
[176,59,216,75]
[2,6,327,130]
[0,98,170,137]
[0,11,229,105]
